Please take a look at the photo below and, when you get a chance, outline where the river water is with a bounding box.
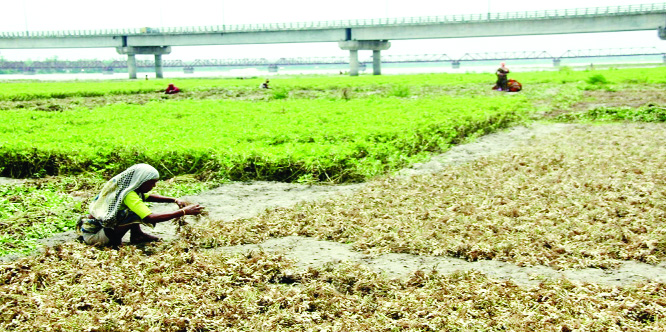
[0,56,660,81]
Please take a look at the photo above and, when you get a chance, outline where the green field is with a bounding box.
[0,94,531,182]
[6,67,664,181]
[2,67,666,330]
[1,67,665,253]
[0,73,545,181]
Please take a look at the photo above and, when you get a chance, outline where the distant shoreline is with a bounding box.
[0,60,662,82]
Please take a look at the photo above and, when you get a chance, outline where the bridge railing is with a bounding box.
[1,3,665,38]
[560,47,665,57]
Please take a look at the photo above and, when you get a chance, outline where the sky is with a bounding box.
[0,0,664,61]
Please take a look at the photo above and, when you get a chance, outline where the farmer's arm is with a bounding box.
[125,192,203,225]
[146,193,189,208]
[142,193,203,224]
[142,204,203,225]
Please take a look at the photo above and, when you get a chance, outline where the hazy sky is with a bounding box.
[0,0,664,61]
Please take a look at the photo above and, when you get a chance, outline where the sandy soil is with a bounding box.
[0,178,23,185]
[4,122,666,286]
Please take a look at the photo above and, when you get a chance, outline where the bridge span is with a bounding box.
[1,3,665,78]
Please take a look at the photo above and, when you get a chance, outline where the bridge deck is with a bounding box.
[1,3,665,38]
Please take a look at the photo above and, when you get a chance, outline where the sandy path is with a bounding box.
[5,122,666,286]
[219,236,666,286]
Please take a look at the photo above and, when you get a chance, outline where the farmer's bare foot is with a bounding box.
[130,232,160,244]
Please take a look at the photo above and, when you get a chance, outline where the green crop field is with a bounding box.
[0,95,531,181]
[2,67,665,252]
[0,72,551,182]
[8,66,662,182]
[2,67,666,331]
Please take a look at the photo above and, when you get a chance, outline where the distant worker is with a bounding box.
[260,79,270,89]
[495,62,510,92]
[165,83,181,94]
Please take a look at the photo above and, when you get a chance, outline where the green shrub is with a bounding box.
[390,85,411,98]
[586,74,608,85]
[271,87,289,100]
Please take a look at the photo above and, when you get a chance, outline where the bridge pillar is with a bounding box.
[663,54,666,64]
[338,40,391,76]
[268,64,278,73]
[116,46,171,79]
[553,58,561,67]
[372,50,382,75]
[349,50,359,76]
[154,54,164,79]
[659,26,666,40]
[127,54,137,79]
[451,60,460,69]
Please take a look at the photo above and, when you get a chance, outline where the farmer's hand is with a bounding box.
[183,204,204,216]
[175,199,189,209]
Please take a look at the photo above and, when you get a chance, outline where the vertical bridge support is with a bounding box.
[116,46,172,79]
[338,40,391,76]
[657,27,665,63]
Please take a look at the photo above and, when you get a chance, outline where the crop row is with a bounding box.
[0,94,531,182]
[1,67,664,101]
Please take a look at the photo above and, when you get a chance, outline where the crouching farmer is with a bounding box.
[77,164,204,246]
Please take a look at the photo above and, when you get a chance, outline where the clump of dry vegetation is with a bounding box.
[2,242,666,331]
[189,123,666,269]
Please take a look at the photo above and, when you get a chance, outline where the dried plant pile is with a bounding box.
[2,243,665,331]
[189,123,666,269]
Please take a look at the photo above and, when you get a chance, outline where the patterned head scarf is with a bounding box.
[89,164,159,225]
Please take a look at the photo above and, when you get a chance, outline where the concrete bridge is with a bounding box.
[1,3,666,78]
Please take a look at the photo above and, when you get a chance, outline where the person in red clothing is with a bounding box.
[165,83,181,94]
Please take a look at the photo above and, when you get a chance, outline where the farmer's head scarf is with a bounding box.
[89,164,159,224]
